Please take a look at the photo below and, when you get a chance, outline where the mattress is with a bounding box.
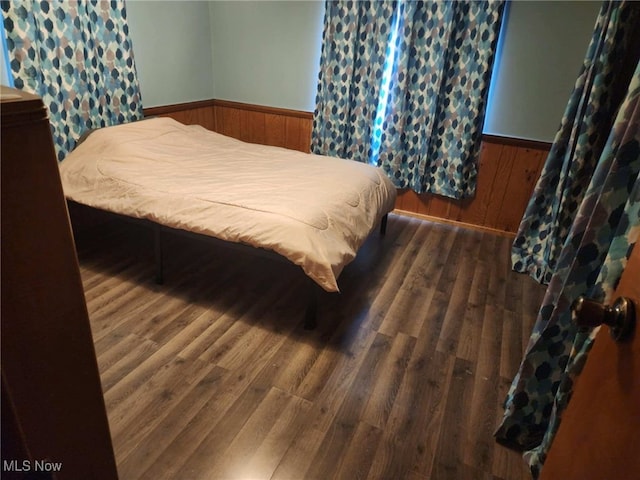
[59,117,397,292]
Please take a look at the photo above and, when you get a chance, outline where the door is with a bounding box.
[540,243,640,479]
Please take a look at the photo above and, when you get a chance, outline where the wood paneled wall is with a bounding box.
[144,99,313,153]
[144,100,550,236]
[395,138,548,235]
[214,100,313,153]
[145,99,217,131]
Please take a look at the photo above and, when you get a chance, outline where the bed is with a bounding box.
[59,117,397,327]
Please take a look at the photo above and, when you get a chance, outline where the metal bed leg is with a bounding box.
[380,213,388,236]
[154,225,164,284]
[304,281,319,330]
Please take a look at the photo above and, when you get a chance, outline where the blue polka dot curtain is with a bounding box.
[511,1,639,285]
[1,0,143,161]
[496,2,640,477]
[310,0,505,199]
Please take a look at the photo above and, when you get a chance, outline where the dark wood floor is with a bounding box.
[75,212,545,480]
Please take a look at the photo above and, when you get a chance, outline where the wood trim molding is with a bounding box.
[394,209,516,238]
[143,98,313,120]
[481,134,552,151]
[212,99,314,120]
[143,99,217,117]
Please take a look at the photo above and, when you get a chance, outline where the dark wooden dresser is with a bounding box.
[1,86,118,479]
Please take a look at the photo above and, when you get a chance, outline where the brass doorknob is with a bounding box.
[570,296,636,342]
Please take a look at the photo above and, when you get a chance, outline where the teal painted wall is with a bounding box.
[0,43,9,86]
[209,1,324,112]
[126,0,214,107]
[203,0,598,141]
[124,0,323,111]
[1,1,601,141]
[1,18,12,86]
[484,1,601,142]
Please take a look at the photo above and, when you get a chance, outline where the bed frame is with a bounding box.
[70,201,388,330]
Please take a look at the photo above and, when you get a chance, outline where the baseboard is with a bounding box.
[393,209,517,238]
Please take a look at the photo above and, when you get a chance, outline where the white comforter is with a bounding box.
[59,117,397,292]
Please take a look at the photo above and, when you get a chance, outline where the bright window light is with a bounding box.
[370,2,403,166]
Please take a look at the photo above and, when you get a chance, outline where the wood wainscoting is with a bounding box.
[144,100,550,236]
[145,99,217,132]
[395,137,549,235]
[144,99,313,153]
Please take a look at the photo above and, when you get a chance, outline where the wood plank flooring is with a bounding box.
[74,212,546,480]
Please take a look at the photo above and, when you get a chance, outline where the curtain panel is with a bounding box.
[1,0,143,160]
[496,2,640,477]
[511,0,640,284]
[311,0,504,200]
